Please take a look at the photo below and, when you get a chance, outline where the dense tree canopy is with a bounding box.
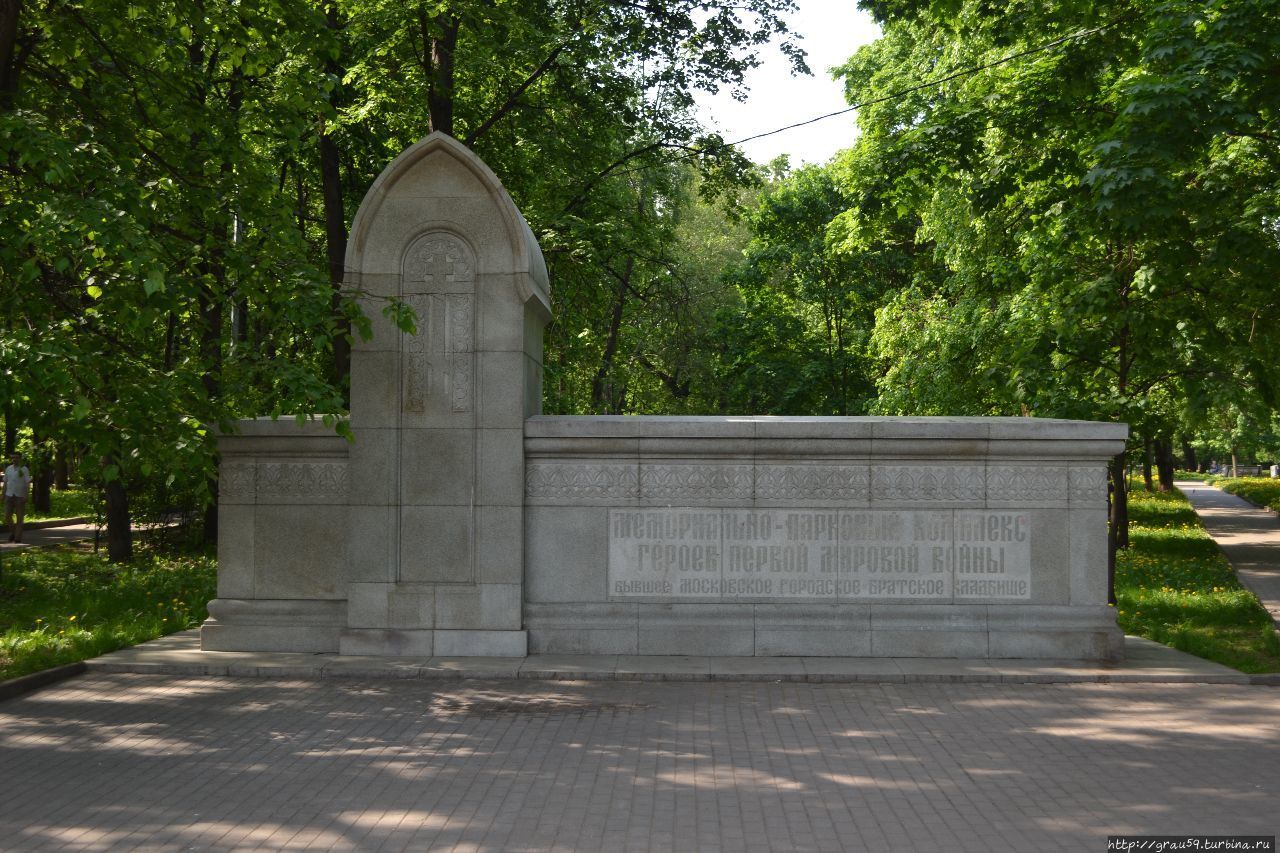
[0,0,803,555]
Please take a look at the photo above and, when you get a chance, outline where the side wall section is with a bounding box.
[523,417,1124,659]
[201,419,350,652]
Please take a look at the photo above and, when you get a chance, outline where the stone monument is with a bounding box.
[202,132,1128,660]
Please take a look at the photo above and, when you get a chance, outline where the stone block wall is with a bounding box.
[201,418,350,652]
[523,416,1125,659]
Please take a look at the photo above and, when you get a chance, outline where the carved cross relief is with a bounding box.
[404,234,475,291]
[401,232,475,414]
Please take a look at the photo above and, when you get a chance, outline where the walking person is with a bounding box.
[4,452,33,543]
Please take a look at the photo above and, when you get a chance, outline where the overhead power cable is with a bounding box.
[565,18,1128,210]
[718,18,1128,152]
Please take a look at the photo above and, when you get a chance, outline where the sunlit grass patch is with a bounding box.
[22,487,99,522]
[0,543,215,681]
[1115,484,1280,673]
[1214,478,1280,514]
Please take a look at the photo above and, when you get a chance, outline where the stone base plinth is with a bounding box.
[201,599,346,653]
[340,629,528,657]
[526,603,1123,660]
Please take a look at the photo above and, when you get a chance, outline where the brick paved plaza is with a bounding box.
[1,675,1277,851]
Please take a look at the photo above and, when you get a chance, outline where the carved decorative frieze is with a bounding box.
[1069,466,1108,505]
[256,462,350,498]
[755,465,868,501]
[403,233,475,288]
[640,463,753,501]
[403,294,430,413]
[447,294,473,413]
[399,292,473,415]
[987,466,1067,502]
[526,462,639,500]
[870,465,984,502]
[220,462,256,501]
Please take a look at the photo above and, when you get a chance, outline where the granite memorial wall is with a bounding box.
[202,133,1127,660]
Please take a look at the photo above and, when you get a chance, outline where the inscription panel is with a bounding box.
[608,508,1030,601]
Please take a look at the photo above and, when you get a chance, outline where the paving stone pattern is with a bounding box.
[2,675,1278,851]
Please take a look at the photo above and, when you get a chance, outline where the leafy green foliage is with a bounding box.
[0,544,216,681]
[713,164,882,415]
[1,0,349,530]
[824,0,1280,440]
[0,0,808,538]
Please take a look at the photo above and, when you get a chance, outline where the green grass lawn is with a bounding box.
[1116,484,1280,673]
[1211,477,1280,513]
[0,542,215,681]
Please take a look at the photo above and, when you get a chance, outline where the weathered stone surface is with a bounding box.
[433,629,527,657]
[475,506,524,585]
[252,505,347,599]
[338,629,433,657]
[346,583,391,629]
[215,505,255,598]
[400,505,473,584]
[525,507,609,603]
[1070,509,1110,606]
[201,599,346,653]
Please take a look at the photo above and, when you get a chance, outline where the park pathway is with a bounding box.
[1179,480,1280,630]
[0,521,103,554]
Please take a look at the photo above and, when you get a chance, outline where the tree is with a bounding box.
[709,161,884,415]
[0,0,344,557]
[0,0,810,556]
[829,0,1280,558]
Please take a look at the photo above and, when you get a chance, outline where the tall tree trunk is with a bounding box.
[1154,438,1175,492]
[1141,438,1154,492]
[321,1,350,397]
[230,214,249,349]
[200,230,226,546]
[423,12,459,136]
[1180,436,1197,473]
[163,311,177,370]
[104,467,132,562]
[1231,449,1238,478]
[321,135,350,394]
[1107,451,1128,605]
[1110,451,1129,551]
[0,0,22,110]
[189,17,238,546]
[592,258,633,413]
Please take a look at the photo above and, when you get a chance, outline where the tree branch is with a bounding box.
[464,40,572,146]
